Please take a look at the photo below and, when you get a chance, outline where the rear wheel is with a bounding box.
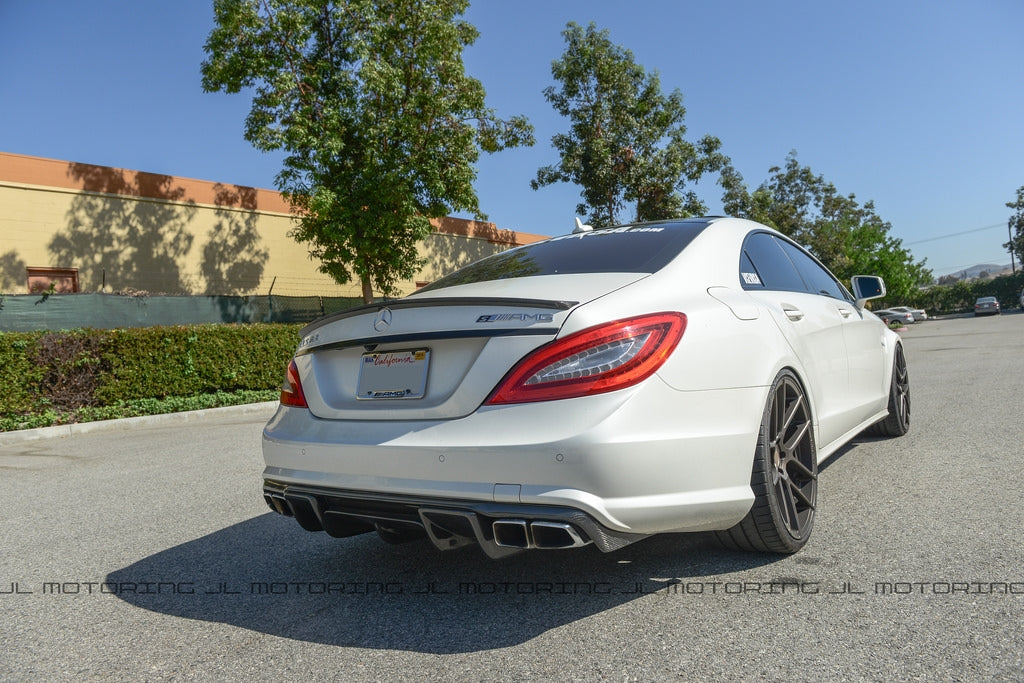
[717,370,818,553]
[867,343,910,437]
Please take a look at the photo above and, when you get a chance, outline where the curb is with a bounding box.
[0,401,279,447]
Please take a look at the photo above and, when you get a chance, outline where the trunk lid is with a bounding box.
[293,274,646,420]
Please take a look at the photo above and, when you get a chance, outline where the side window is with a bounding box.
[740,232,807,292]
[777,239,850,301]
[739,251,764,288]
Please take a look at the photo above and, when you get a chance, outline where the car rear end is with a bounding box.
[974,297,1000,316]
[261,219,769,556]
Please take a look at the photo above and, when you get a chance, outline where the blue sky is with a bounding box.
[1,0,1021,276]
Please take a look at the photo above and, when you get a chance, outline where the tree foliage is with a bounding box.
[532,22,724,227]
[908,270,1023,314]
[1004,185,1024,268]
[201,0,534,302]
[720,153,932,301]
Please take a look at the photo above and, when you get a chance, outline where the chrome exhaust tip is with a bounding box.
[492,519,591,549]
[492,519,530,548]
[530,521,589,549]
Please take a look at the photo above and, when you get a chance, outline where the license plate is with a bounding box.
[356,349,430,400]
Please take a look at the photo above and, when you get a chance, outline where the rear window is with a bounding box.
[419,220,710,292]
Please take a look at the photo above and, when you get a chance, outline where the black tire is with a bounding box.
[716,369,817,554]
[866,343,910,437]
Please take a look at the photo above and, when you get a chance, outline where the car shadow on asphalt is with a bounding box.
[106,513,788,653]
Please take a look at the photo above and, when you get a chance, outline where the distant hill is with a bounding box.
[937,263,1013,281]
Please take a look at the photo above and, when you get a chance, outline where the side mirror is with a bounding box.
[851,275,886,310]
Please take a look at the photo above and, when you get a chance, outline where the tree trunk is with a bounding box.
[361,273,374,304]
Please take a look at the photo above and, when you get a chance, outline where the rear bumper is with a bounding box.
[263,480,644,557]
[261,381,765,548]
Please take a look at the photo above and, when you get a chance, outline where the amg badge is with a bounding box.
[476,313,554,323]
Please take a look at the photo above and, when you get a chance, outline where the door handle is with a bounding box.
[838,307,853,318]
[782,305,804,321]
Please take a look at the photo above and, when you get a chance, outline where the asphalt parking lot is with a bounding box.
[2,312,1023,680]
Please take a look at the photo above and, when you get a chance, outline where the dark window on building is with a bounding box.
[26,267,79,294]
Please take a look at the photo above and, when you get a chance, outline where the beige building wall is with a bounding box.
[0,152,543,297]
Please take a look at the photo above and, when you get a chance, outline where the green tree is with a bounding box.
[201,0,534,302]
[1004,185,1024,269]
[720,153,931,301]
[532,21,724,227]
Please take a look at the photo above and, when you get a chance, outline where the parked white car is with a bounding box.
[873,309,916,326]
[262,217,910,558]
[889,305,928,321]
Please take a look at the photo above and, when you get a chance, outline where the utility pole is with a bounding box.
[1011,219,1018,275]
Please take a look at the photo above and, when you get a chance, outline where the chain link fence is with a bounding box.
[0,293,364,332]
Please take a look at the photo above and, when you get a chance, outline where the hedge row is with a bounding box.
[0,323,301,431]
[895,271,1024,315]
[4,272,1020,432]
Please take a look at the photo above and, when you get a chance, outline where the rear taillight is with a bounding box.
[280,359,308,408]
[485,312,686,405]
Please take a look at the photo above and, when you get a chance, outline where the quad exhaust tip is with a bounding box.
[492,519,589,549]
[264,487,623,556]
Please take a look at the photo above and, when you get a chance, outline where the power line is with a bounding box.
[906,222,1005,245]
[933,259,1013,274]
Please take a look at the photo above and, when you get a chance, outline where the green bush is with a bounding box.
[0,331,46,414]
[880,271,1024,315]
[95,324,300,402]
[0,324,300,431]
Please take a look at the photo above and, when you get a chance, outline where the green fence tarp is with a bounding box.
[0,293,362,331]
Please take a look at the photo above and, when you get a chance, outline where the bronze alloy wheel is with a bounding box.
[717,370,818,553]
[765,373,817,542]
[868,344,910,437]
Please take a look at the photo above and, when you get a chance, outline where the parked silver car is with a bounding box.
[873,309,915,326]
[974,297,1000,316]
[889,306,927,322]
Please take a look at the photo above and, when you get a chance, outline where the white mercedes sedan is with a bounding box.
[262,217,910,558]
